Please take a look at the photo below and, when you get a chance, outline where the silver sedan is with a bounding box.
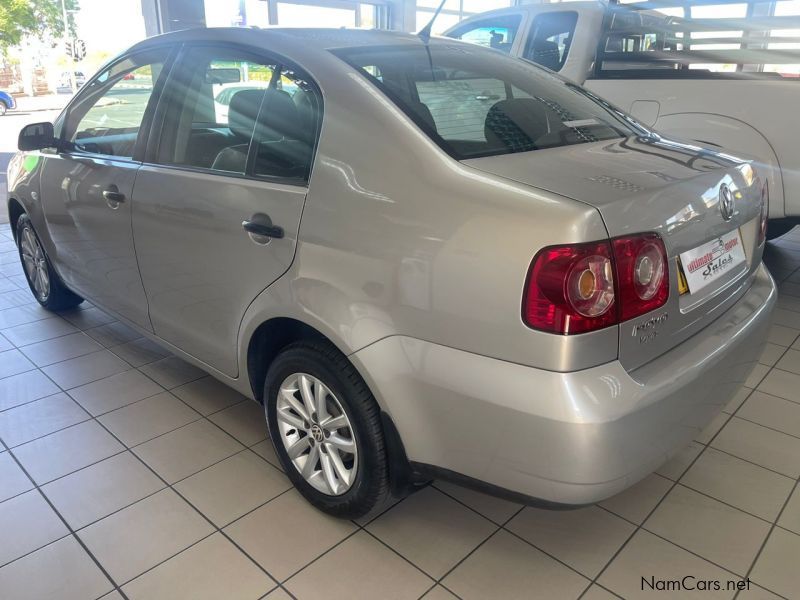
[7,27,775,517]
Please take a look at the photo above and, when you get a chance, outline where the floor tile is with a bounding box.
[656,441,704,481]
[139,356,206,389]
[175,451,290,526]
[286,530,433,600]
[433,480,522,525]
[0,349,34,379]
[0,304,51,329]
[442,529,588,600]
[0,490,69,566]
[123,533,274,600]
[599,530,739,599]
[18,332,103,367]
[0,536,113,600]
[208,400,268,446]
[599,473,673,525]
[778,486,800,535]
[0,290,32,310]
[42,349,130,390]
[0,332,11,352]
[712,417,800,478]
[738,391,800,438]
[723,386,753,415]
[758,367,800,402]
[250,439,283,470]
[771,307,800,329]
[767,324,799,347]
[507,504,635,578]
[98,392,199,447]
[644,485,770,575]
[172,376,248,416]
[750,528,800,599]
[58,306,115,330]
[80,488,214,584]
[224,489,356,581]
[737,583,785,600]
[367,487,496,579]
[759,343,785,367]
[68,369,164,416]
[0,393,89,447]
[1,317,77,346]
[0,370,60,411]
[744,364,771,390]
[108,337,169,368]
[681,447,794,522]
[133,419,244,483]
[581,586,620,600]
[42,452,164,529]
[263,588,292,599]
[0,452,33,502]
[13,420,124,484]
[695,411,730,445]
[85,321,141,348]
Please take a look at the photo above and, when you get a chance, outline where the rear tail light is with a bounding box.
[523,233,669,334]
[759,181,769,245]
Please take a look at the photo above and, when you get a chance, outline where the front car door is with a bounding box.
[132,43,321,376]
[39,47,174,329]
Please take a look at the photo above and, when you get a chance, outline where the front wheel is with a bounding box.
[264,341,389,518]
[16,214,83,310]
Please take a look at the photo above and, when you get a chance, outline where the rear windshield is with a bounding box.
[334,43,642,160]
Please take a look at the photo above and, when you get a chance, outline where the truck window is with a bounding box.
[595,0,800,79]
[522,11,578,72]
[446,14,522,54]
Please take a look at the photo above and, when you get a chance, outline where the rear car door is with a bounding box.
[40,47,173,329]
[132,44,321,376]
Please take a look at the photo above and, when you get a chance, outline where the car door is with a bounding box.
[132,44,321,376]
[39,47,174,330]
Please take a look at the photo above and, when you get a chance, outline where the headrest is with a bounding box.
[484,98,549,153]
[531,40,562,71]
[257,88,300,143]
[409,101,437,133]
[228,89,267,139]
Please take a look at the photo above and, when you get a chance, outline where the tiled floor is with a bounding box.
[1,217,800,600]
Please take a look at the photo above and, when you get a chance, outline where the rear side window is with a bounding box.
[522,11,578,72]
[336,44,639,160]
[154,46,321,183]
[63,48,169,158]
[447,14,522,54]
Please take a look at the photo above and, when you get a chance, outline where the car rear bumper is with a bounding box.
[352,263,776,505]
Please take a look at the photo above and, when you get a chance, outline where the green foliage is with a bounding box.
[0,0,79,53]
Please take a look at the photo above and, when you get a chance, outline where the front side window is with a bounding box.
[155,46,321,183]
[63,48,169,158]
[522,12,578,72]
[336,44,640,160]
[447,14,522,54]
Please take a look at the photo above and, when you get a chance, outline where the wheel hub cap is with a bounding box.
[275,373,358,496]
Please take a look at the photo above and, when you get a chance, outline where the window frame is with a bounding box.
[57,44,179,162]
[521,11,579,73]
[446,13,525,54]
[143,41,324,188]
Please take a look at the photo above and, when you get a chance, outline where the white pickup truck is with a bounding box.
[445,0,800,238]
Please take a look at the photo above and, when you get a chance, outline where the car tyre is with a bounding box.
[16,214,83,310]
[0,101,7,116]
[264,340,389,518]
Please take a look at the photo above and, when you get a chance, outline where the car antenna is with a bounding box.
[417,0,448,44]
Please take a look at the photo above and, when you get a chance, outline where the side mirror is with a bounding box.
[18,122,56,151]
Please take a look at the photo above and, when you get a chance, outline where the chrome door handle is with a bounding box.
[102,189,126,206]
[242,219,284,239]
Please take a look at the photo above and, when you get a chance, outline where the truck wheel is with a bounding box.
[264,340,389,518]
[16,214,83,310]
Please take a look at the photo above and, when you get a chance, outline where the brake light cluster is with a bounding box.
[523,233,669,334]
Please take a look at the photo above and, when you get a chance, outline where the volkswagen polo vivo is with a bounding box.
[7,28,775,517]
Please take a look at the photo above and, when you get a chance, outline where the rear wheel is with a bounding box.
[16,214,83,310]
[264,341,389,518]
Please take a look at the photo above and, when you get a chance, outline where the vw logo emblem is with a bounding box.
[719,184,735,221]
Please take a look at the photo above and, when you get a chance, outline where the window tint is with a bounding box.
[522,12,578,72]
[64,49,168,158]
[336,44,639,160]
[447,14,522,54]
[156,46,320,182]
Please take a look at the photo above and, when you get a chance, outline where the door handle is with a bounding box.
[102,189,126,205]
[242,219,284,239]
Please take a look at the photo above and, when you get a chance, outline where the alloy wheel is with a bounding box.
[276,372,358,496]
[19,226,50,301]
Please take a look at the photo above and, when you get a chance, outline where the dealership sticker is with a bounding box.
[679,229,746,294]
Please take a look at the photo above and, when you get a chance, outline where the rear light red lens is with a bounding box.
[612,234,669,322]
[523,233,670,334]
[523,241,617,334]
[759,181,769,245]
